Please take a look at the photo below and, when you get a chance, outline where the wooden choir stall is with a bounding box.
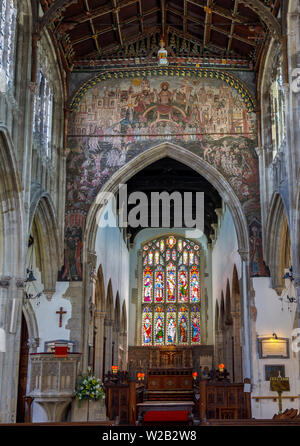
[104,346,252,425]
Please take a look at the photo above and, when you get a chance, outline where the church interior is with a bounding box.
[0,0,300,427]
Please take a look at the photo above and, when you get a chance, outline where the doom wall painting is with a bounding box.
[59,70,268,281]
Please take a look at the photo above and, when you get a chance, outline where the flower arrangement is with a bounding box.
[75,372,105,407]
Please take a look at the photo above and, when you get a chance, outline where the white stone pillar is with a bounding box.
[239,251,251,380]
[94,310,105,380]
[104,318,113,374]
[0,277,24,423]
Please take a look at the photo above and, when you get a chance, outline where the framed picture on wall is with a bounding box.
[265,364,285,381]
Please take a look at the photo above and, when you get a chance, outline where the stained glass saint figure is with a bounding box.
[155,268,164,302]
[143,267,152,302]
[179,314,188,343]
[154,314,164,344]
[178,267,188,302]
[167,316,176,344]
[143,308,152,345]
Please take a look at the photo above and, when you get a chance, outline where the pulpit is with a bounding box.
[28,352,81,422]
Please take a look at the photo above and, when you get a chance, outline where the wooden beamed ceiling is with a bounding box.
[39,0,281,70]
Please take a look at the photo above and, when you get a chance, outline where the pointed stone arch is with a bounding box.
[0,126,25,277]
[84,142,249,263]
[29,189,62,300]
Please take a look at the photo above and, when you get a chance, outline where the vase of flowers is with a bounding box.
[72,371,106,421]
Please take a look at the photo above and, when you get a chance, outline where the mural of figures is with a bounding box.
[249,219,270,277]
[60,72,268,281]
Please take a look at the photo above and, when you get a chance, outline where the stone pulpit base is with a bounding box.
[28,353,81,422]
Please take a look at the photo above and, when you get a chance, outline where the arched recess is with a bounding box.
[28,188,62,300]
[93,265,106,378]
[231,265,243,382]
[265,193,291,294]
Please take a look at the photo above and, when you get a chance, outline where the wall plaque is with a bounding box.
[258,337,289,358]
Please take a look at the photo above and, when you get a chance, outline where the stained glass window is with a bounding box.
[154,306,164,345]
[142,306,152,346]
[0,0,17,92]
[166,262,176,302]
[143,266,153,303]
[141,235,201,345]
[191,306,201,344]
[178,266,188,303]
[166,306,177,344]
[33,70,54,157]
[178,306,189,344]
[154,266,164,302]
[190,266,200,302]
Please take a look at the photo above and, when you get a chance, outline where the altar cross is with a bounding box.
[56,307,67,327]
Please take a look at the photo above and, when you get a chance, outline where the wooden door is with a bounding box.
[16,314,29,422]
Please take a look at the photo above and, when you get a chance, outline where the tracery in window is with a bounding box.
[0,0,17,92]
[142,235,201,346]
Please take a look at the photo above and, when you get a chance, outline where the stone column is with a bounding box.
[238,250,251,381]
[104,318,113,374]
[94,310,106,380]
[0,277,25,423]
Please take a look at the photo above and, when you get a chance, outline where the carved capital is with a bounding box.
[16,278,25,288]
[238,249,249,262]
[43,289,55,301]
[0,276,11,288]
